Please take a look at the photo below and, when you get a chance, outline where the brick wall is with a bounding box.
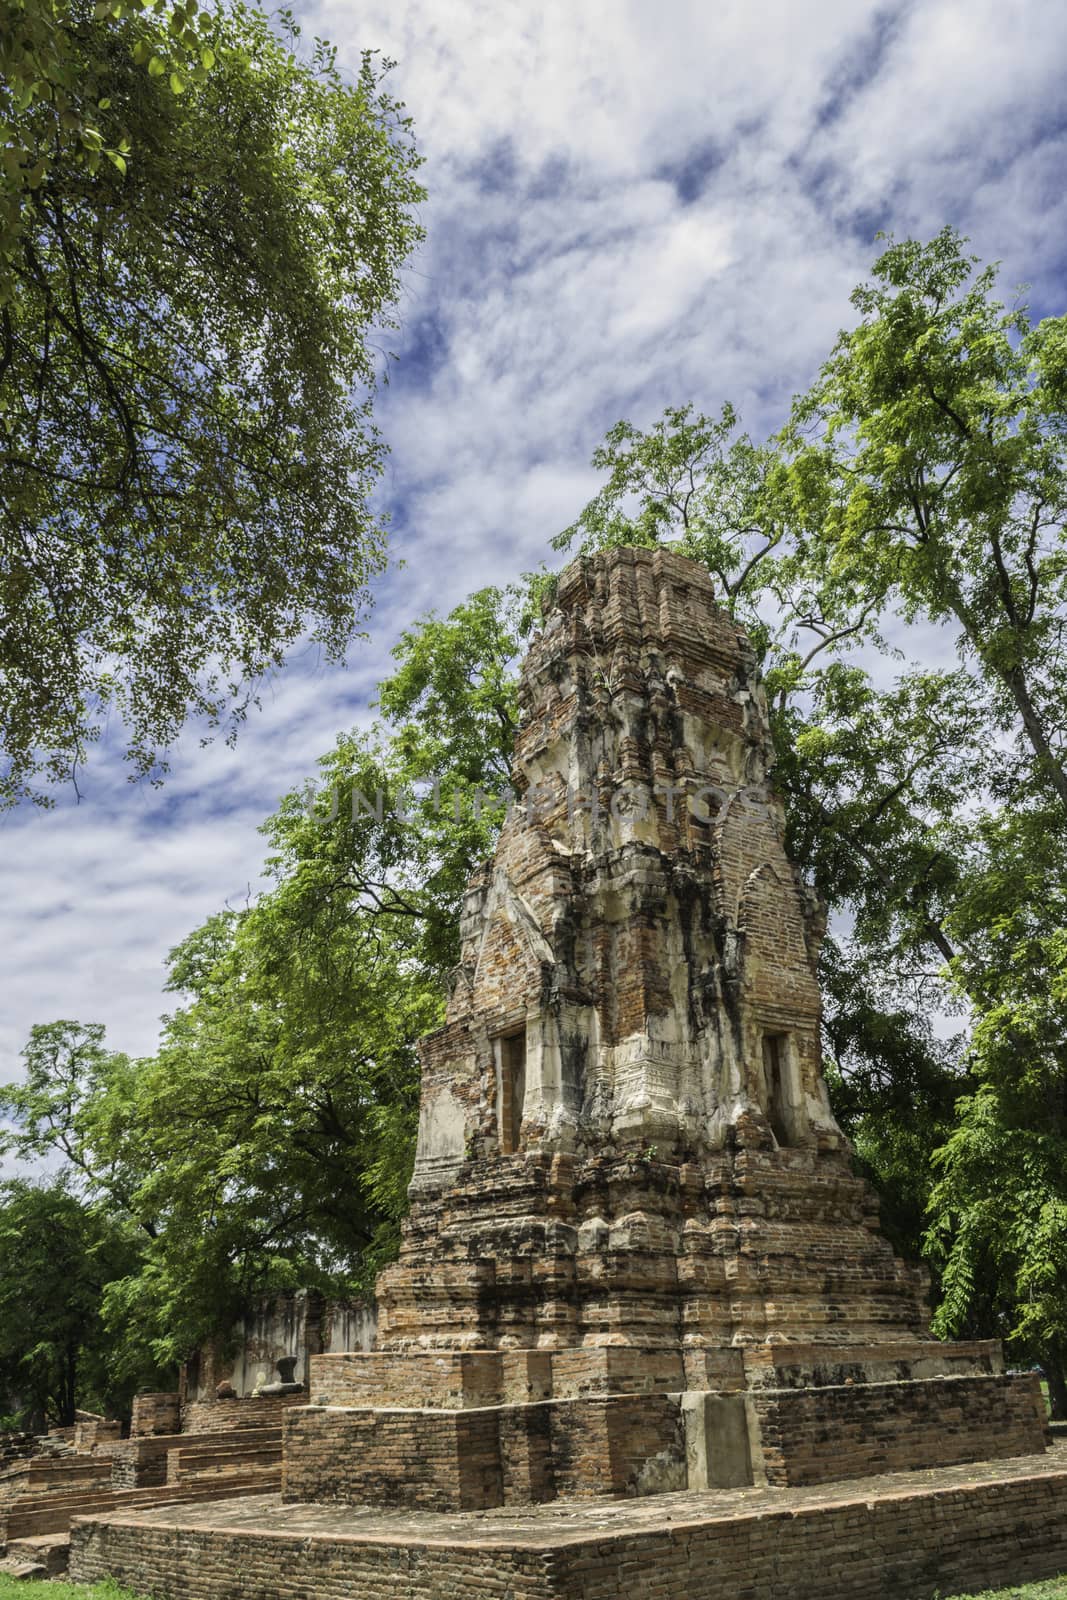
[550,1347,685,1397]
[308,1347,691,1409]
[283,1406,503,1512]
[130,1393,180,1437]
[557,1394,685,1499]
[283,1394,685,1510]
[70,1464,1067,1600]
[181,1394,307,1434]
[553,1471,1067,1600]
[72,1519,554,1600]
[110,1437,176,1490]
[73,1419,122,1452]
[308,1350,502,1409]
[752,1373,1048,1486]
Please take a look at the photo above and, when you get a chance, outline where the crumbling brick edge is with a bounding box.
[70,1458,1067,1600]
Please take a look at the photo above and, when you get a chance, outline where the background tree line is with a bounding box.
[0,0,425,1421]
[2,18,1064,1431]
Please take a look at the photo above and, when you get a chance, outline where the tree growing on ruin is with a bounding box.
[0,0,424,806]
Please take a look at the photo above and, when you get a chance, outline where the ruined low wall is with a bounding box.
[184,1293,378,1402]
[68,1460,1067,1600]
[110,1437,176,1490]
[308,1346,693,1409]
[181,1394,307,1435]
[751,1373,1049,1486]
[130,1393,181,1438]
[73,1419,123,1453]
[281,1394,684,1510]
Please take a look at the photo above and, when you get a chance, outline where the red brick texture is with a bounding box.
[180,1394,306,1434]
[69,1452,1067,1600]
[281,1394,685,1510]
[129,1393,181,1437]
[379,549,933,1357]
[751,1373,1049,1486]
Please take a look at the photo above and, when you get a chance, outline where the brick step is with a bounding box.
[175,1425,284,1446]
[113,1422,284,1456]
[5,1531,71,1575]
[180,1395,308,1434]
[166,1432,283,1470]
[0,1458,113,1496]
[173,1445,283,1465]
[2,1467,282,1543]
[115,1471,282,1513]
[111,1424,285,1488]
[0,1555,47,1580]
[169,1449,282,1486]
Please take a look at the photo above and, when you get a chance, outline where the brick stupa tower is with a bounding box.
[286,547,1047,1505]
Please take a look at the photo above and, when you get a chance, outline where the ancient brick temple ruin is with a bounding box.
[282,545,1046,1504]
[70,548,1067,1600]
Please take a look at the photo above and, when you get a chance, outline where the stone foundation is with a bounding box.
[283,1365,1047,1507]
[298,1341,1045,1502]
[66,547,1056,1588]
[69,1446,1067,1600]
[283,1392,687,1510]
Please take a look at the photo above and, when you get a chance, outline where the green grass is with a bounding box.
[0,1580,147,1598]
[0,1573,1063,1600]
[0,1579,1061,1600]
[946,1586,1067,1599]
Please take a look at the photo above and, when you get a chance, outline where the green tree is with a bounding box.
[0,1180,153,1426]
[2,896,438,1369]
[0,589,522,1369]
[1,0,424,804]
[925,808,1067,1408]
[554,229,1067,1390]
[791,228,1067,814]
[8,232,1064,1403]
[786,230,1067,1400]
[1,0,210,260]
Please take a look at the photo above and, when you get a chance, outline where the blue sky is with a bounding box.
[2,0,1066,1075]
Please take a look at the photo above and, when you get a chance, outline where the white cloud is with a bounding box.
[1,0,1062,1075]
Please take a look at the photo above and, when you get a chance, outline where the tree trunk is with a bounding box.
[942,587,1067,812]
[1001,665,1067,812]
[1043,1352,1067,1421]
[59,1345,77,1428]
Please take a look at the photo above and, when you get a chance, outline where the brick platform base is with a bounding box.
[287,1344,1047,1508]
[71,1444,1067,1600]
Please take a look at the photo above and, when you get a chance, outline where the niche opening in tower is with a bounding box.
[496,1028,527,1154]
[762,1031,799,1147]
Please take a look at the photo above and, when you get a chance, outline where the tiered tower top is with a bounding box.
[411,545,840,1196]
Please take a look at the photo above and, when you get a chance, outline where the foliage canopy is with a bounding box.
[0,0,425,804]
[4,229,1066,1408]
